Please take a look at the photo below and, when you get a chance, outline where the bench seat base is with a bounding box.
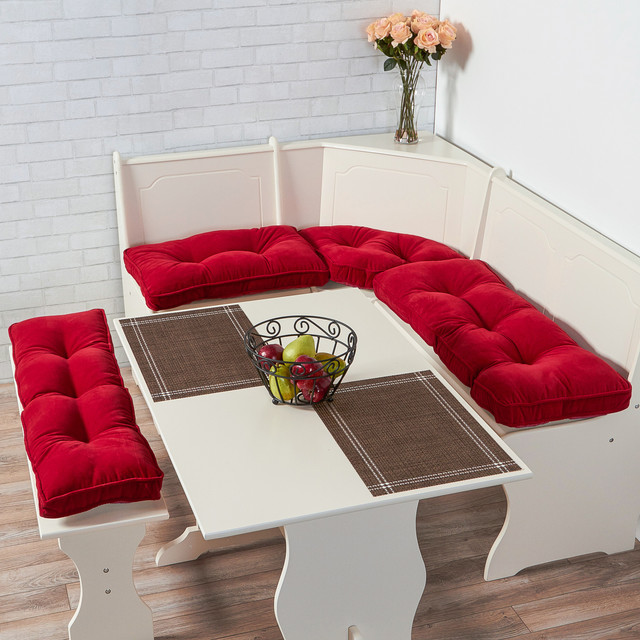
[486,412,640,580]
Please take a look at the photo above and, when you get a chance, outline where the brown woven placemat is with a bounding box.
[119,306,262,402]
[315,371,521,496]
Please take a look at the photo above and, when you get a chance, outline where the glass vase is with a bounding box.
[393,73,426,144]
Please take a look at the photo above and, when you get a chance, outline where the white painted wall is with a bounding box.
[0,1,440,383]
[436,0,640,256]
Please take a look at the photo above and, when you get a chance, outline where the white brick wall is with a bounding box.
[0,0,441,382]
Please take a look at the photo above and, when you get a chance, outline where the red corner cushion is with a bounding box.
[299,225,463,289]
[374,260,632,427]
[9,309,164,518]
[123,225,330,311]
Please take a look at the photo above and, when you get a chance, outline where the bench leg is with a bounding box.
[59,523,153,640]
[274,501,425,640]
[485,415,640,580]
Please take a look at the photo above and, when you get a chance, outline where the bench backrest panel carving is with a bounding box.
[319,148,472,253]
[114,145,278,249]
[479,177,640,377]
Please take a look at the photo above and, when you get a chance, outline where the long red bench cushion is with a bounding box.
[123,225,330,311]
[299,225,463,289]
[374,259,632,427]
[9,309,164,518]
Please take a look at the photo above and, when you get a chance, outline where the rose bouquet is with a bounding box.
[366,11,457,143]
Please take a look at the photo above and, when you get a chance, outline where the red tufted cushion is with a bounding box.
[299,225,463,289]
[374,259,632,427]
[9,309,164,518]
[123,225,330,311]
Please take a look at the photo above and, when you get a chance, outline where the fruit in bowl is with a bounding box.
[269,363,295,401]
[288,353,336,404]
[257,342,284,361]
[256,342,284,371]
[282,334,316,362]
[290,354,324,377]
[296,372,332,403]
[315,352,347,379]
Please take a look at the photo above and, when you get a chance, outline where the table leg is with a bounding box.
[275,501,425,640]
[156,524,283,566]
[59,523,152,640]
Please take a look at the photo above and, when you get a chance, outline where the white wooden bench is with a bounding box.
[113,132,640,580]
[10,331,168,640]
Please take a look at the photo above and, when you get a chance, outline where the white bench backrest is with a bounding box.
[112,135,640,382]
[113,142,280,249]
[318,146,481,254]
[477,175,640,379]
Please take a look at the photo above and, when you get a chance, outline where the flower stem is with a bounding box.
[395,58,424,144]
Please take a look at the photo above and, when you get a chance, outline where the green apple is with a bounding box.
[269,363,295,402]
[315,352,347,379]
[282,334,316,363]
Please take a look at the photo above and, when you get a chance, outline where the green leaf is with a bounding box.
[384,58,398,72]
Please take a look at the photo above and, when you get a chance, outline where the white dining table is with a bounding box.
[115,287,531,640]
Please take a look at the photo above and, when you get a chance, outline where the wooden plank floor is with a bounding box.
[2,369,640,639]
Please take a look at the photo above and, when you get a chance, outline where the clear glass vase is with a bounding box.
[393,73,426,144]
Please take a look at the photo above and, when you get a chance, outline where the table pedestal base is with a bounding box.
[275,501,425,640]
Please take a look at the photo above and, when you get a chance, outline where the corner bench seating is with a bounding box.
[9,308,168,640]
[114,133,640,581]
[122,220,632,429]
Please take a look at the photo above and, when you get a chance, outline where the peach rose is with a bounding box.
[388,12,407,25]
[437,19,457,48]
[373,17,392,39]
[366,21,377,43]
[411,12,439,33]
[390,21,412,47]
[415,27,440,53]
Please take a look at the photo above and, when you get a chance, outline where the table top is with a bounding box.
[115,287,531,540]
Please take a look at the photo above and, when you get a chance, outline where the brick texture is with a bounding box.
[0,1,440,382]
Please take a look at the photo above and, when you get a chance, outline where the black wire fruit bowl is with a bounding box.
[244,315,357,405]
